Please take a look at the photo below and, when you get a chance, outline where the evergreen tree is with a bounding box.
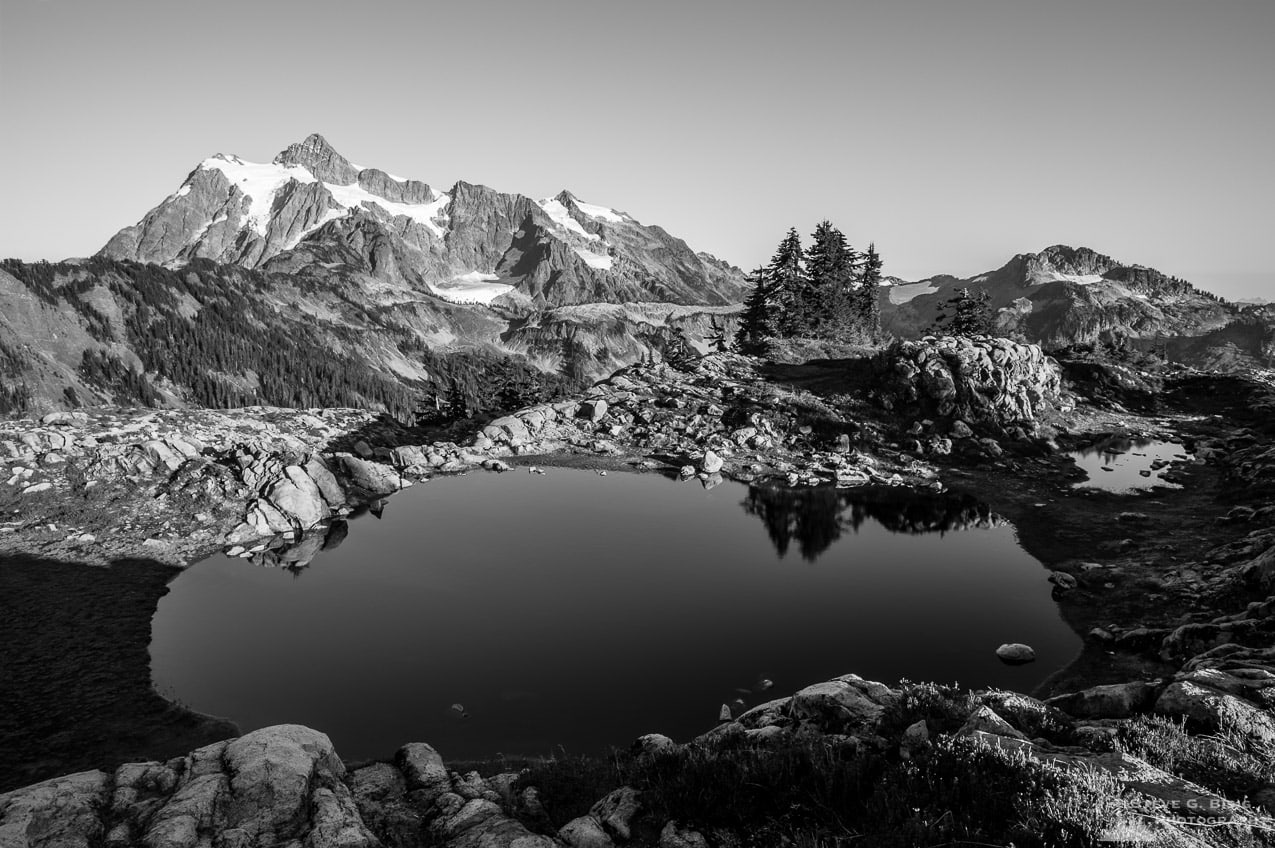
[768,228,807,337]
[929,287,993,337]
[856,242,883,341]
[735,265,777,354]
[805,221,857,340]
[446,378,471,420]
[706,318,731,353]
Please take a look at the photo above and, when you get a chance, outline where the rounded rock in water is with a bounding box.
[995,643,1035,664]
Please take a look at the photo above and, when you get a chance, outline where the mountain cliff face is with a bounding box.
[100,133,745,309]
[880,245,1266,368]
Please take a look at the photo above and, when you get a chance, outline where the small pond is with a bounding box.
[151,469,1080,762]
[1069,437,1191,493]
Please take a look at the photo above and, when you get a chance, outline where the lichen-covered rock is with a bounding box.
[0,770,110,848]
[1155,680,1275,746]
[396,742,450,804]
[1046,681,1162,719]
[786,674,898,736]
[0,726,359,848]
[874,336,1061,430]
[338,455,402,496]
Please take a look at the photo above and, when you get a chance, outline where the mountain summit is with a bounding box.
[272,132,360,184]
[100,135,744,308]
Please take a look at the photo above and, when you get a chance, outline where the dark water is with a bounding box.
[151,470,1080,762]
[1070,437,1190,493]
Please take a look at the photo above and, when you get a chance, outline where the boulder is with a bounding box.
[874,337,1061,429]
[633,733,678,756]
[700,450,724,474]
[658,821,709,848]
[0,770,110,848]
[339,456,401,496]
[590,786,642,841]
[1154,680,1275,745]
[1046,681,1161,719]
[786,674,898,736]
[959,706,1028,741]
[396,742,450,803]
[996,643,1036,664]
[265,465,329,528]
[483,416,531,446]
[899,719,930,760]
[305,455,347,508]
[559,815,616,848]
[429,795,557,847]
[1045,678,1167,719]
[579,399,609,422]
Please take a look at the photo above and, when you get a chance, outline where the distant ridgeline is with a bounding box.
[877,245,1274,370]
[0,257,574,421]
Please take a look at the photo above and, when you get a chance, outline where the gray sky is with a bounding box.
[1,0,1271,298]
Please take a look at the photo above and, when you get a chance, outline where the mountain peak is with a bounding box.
[273,133,358,185]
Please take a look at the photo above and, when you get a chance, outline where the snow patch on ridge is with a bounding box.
[1036,272,1105,286]
[324,182,450,238]
[428,271,514,305]
[201,155,317,236]
[572,198,627,223]
[198,154,450,241]
[538,198,600,241]
[888,281,940,304]
[572,247,613,270]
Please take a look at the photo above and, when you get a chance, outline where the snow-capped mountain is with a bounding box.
[102,134,744,308]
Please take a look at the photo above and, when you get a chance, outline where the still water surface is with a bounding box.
[1070,438,1190,493]
[151,469,1080,761]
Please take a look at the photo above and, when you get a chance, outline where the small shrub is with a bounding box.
[881,681,975,737]
[1119,715,1273,803]
[511,752,625,829]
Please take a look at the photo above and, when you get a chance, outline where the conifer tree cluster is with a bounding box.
[928,287,994,337]
[735,223,883,354]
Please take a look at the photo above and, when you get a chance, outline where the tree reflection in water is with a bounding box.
[742,483,1002,562]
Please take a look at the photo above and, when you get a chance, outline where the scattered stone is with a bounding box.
[899,719,930,760]
[1048,571,1078,591]
[995,643,1036,664]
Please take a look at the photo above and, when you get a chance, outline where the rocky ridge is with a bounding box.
[880,245,1270,370]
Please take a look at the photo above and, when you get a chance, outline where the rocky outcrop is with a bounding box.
[873,336,1062,432]
[12,662,1275,847]
[0,726,373,848]
[0,406,391,563]
[0,352,952,562]
[469,353,939,491]
[0,725,554,848]
[274,132,361,185]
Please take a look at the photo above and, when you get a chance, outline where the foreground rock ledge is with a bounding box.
[5,664,1275,847]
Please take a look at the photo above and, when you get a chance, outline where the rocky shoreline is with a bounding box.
[5,661,1275,846]
[4,339,1275,843]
